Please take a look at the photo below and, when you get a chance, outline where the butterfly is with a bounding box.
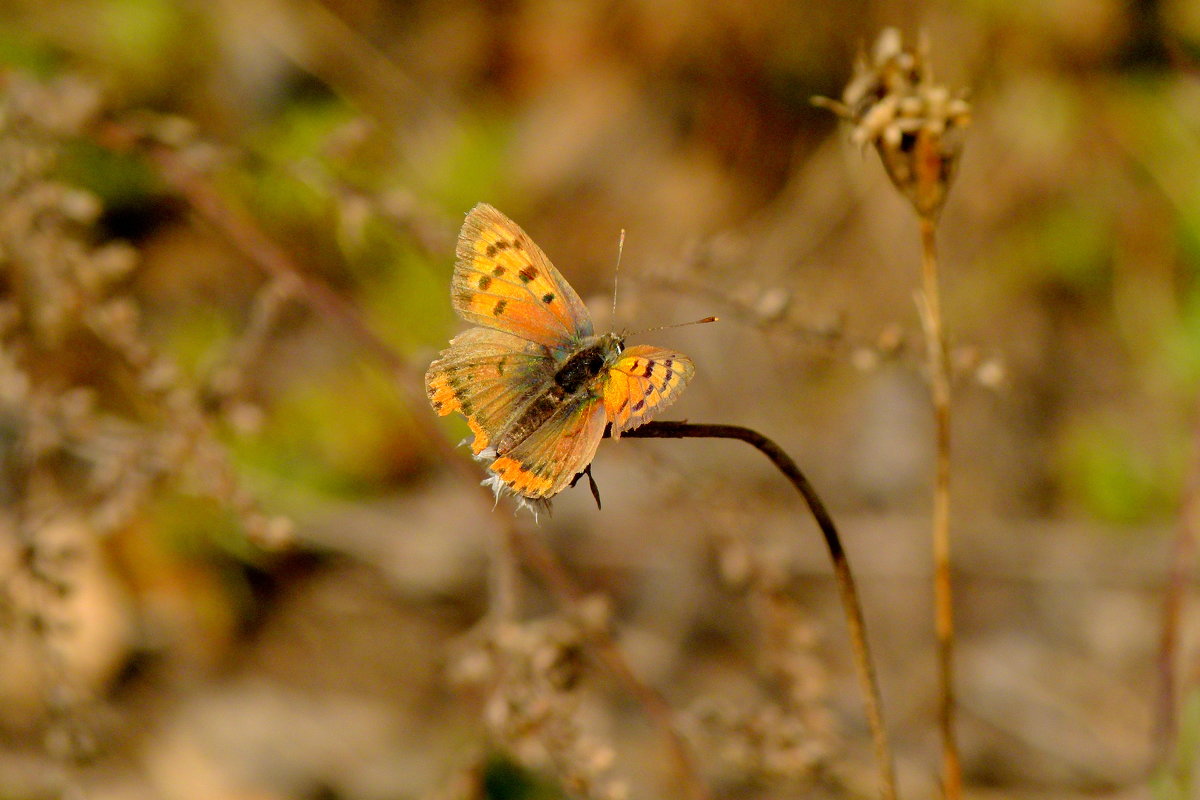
[426,203,696,511]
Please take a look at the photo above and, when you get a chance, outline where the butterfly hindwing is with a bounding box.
[604,345,695,437]
[426,327,556,454]
[489,394,608,498]
[453,204,594,350]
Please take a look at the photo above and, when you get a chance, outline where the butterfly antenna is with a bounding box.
[611,228,625,324]
[629,316,719,336]
[607,225,715,335]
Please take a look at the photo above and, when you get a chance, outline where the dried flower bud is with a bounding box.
[815,28,971,218]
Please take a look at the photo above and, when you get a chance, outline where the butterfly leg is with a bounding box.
[569,464,603,510]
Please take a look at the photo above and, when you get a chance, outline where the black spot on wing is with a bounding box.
[477,275,492,290]
[631,397,646,412]
[494,299,508,316]
[519,266,538,283]
[542,292,555,304]
[492,266,506,277]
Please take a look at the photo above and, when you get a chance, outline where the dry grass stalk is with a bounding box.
[818,27,972,799]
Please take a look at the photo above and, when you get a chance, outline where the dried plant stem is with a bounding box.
[1157,396,1200,758]
[622,421,897,800]
[916,216,961,798]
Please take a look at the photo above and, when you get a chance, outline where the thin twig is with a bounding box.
[621,421,898,800]
[917,215,961,798]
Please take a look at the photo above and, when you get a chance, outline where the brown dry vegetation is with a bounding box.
[1,1,1199,799]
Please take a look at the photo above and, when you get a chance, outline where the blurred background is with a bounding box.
[1,0,1199,798]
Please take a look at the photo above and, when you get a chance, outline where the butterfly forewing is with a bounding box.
[604,345,695,437]
[426,328,556,454]
[453,204,593,350]
[489,395,608,498]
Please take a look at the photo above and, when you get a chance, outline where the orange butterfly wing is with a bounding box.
[425,328,556,454]
[488,394,608,498]
[453,204,593,350]
[603,345,695,437]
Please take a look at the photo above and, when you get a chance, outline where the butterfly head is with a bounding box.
[598,331,626,358]
[554,332,625,393]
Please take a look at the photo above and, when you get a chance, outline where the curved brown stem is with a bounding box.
[620,421,898,800]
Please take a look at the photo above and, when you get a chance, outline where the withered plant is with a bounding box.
[818,27,972,800]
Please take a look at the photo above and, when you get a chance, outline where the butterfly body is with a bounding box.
[486,331,624,457]
[427,204,695,504]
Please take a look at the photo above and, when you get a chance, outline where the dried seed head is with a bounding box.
[816,28,971,219]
